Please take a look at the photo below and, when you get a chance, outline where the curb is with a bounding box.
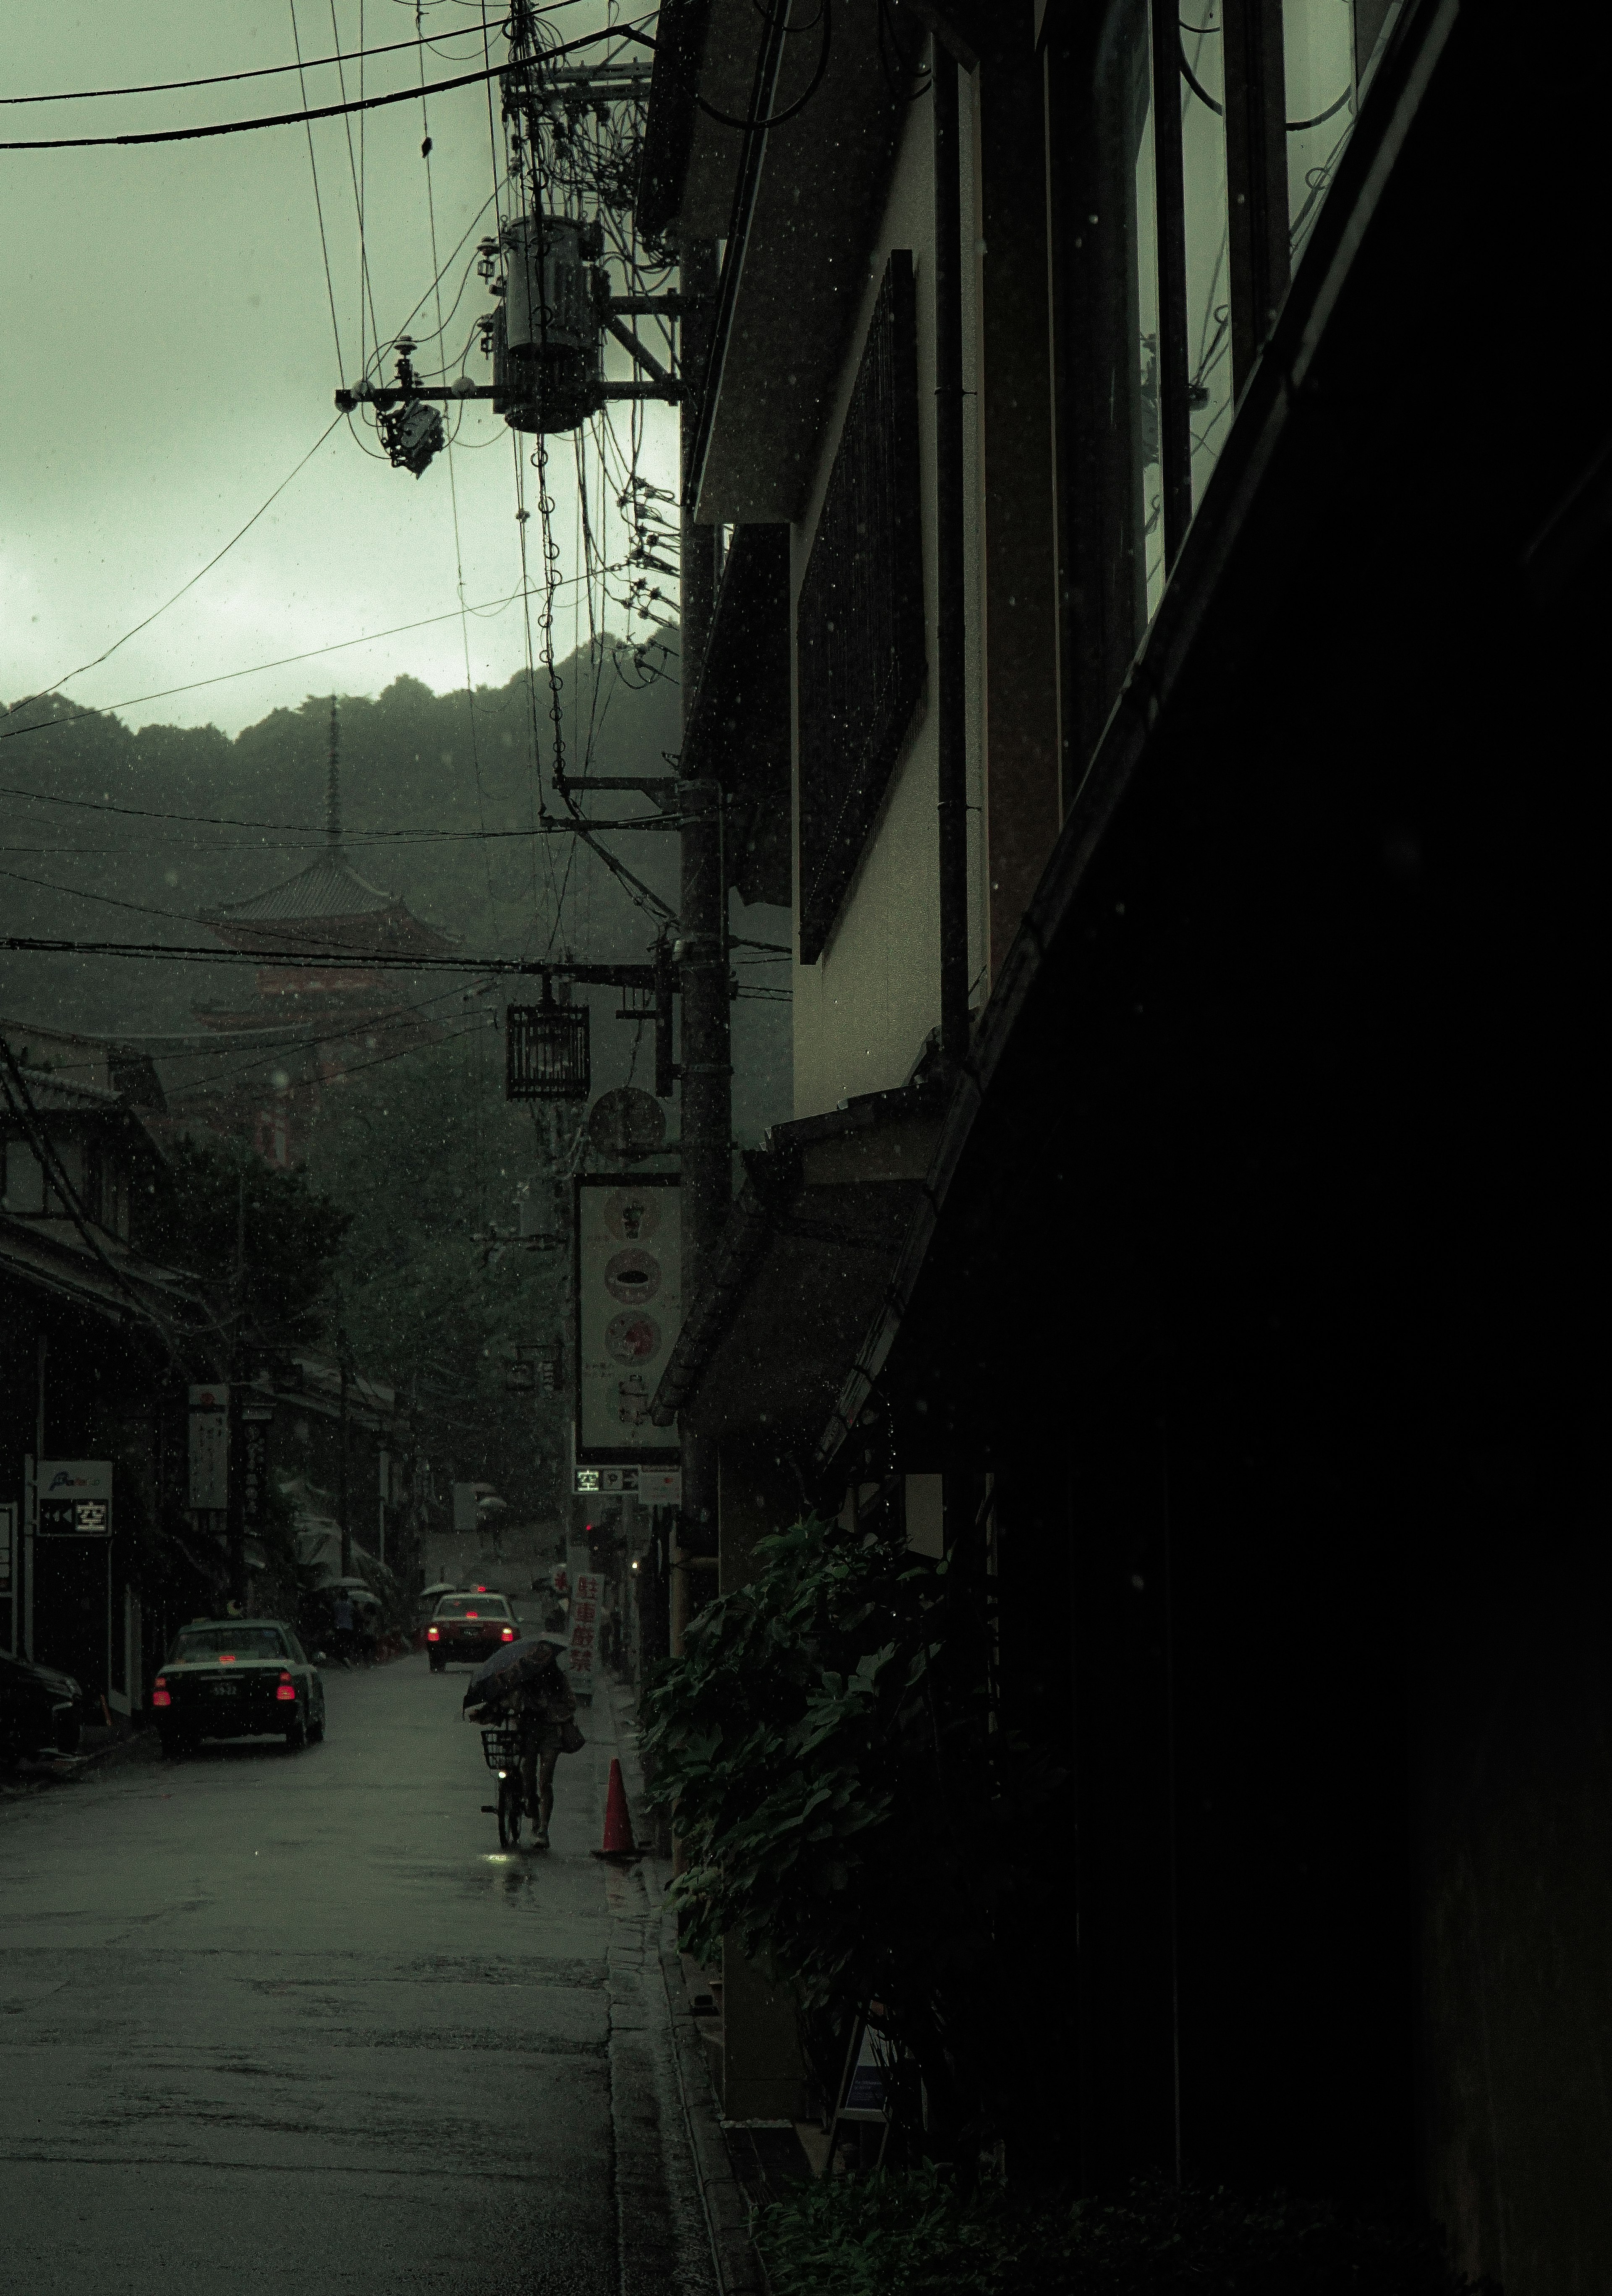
[606,1674,771,2296]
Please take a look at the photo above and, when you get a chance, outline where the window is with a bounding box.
[1050,0,1401,778]
[171,1627,290,1661]
[3,1136,47,1215]
[796,250,925,966]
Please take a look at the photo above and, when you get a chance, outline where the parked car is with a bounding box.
[0,1650,82,1760]
[152,1619,325,1755]
[426,1591,518,1672]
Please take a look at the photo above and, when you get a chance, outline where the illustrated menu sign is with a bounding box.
[574,1173,682,1464]
[37,1459,113,1536]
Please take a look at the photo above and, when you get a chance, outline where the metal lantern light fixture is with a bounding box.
[506,989,591,1102]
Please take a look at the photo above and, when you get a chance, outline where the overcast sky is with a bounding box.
[0,0,674,736]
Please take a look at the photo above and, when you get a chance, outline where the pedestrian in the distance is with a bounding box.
[332,1593,355,1666]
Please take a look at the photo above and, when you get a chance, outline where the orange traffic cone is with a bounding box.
[591,1757,641,1861]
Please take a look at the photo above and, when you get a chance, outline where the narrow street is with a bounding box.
[0,1657,714,2296]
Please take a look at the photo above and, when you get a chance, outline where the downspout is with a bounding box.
[933,38,971,1063]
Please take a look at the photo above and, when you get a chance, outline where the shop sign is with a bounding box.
[38,1459,113,1537]
[573,1174,683,1465]
[188,1387,229,1511]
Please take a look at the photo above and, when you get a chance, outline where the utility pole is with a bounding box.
[337,1324,352,1580]
[671,236,727,1659]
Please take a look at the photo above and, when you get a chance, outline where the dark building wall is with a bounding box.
[881,6,1608,2275]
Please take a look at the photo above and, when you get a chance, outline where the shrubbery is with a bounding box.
[756,2168,1497,2296]
[640,1515,1062,2156]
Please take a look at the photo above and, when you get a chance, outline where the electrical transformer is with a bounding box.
[492,211,610,435]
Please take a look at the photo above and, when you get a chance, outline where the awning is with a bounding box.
[651,1079,946,1442]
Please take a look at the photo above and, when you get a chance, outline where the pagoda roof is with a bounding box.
[200,848,455,956]
[208,850,399,924]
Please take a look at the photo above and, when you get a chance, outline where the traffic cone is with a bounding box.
[591,1757,641,1860]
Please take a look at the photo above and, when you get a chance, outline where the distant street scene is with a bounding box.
[3,5,1605,2296]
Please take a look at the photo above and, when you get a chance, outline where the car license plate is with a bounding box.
[211,1682,241,1695]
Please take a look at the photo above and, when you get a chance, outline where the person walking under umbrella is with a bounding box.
[473,1639,576,1848]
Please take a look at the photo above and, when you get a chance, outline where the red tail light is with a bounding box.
[276,1671,298,1703]
[427,1626,440,1640]
[501,1627,516,1640]
[152,1677,171,1708]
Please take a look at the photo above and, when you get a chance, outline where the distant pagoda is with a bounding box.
[189,698,455,1164]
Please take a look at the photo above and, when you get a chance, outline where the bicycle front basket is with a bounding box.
[480,1727,520,1773]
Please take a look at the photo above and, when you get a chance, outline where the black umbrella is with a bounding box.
[461,1635,565,1713]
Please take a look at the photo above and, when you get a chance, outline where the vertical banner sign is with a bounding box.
[37,1460,113,1536]
[565,1541,597,1697]
[1,1501,14,1593]
[188,1387,230,1512]
[569,1567,601,1692]
[573,1173,683,1465]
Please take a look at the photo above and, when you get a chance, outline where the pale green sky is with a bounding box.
[0,0,675,734]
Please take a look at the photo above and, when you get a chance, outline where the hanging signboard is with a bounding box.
[565,1542,598,1698]
[37,1459,113,1537]
[188,1387,229,1511]
[573,1464,683,1498]
[573,1173,683,1466]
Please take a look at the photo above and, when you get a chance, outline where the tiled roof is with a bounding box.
[206,852,398,923]
[0,1070,124,1114]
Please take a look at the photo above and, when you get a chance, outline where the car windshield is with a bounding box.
[171,1627,289,1662]
[435,1596,510,1619]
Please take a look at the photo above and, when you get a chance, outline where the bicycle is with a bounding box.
[479,1727,524,1849]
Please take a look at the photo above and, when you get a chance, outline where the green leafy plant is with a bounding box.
[143,1133,351,1344]
[640,1515,1062,2156]
[755,2168,1498,2296]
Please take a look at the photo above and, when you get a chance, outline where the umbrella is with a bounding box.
[461,1635,566,1713]
[420,1581,459,1599]
[322,1577,377,1593]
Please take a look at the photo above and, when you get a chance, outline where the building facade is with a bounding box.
[639,4,1607,2286]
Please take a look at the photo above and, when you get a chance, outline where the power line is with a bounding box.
[3,417,343,722]
[0,935,656,977]
[0,23,498,105]
[290,0,346,376]
[0,577,607,747]
[0,24,655,152]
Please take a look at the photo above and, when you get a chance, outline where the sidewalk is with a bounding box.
[604,1669,822,2296]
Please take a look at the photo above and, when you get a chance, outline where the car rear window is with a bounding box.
[434,1596,510,1619]
[171,1627,289,1661]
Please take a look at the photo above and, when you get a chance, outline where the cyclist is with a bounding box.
[500,1645,576,1849]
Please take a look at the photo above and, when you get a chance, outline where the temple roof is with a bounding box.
[200,849,455,959]
[199,703,453,958]
[207,851,398,924]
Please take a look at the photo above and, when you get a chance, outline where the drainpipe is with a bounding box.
[933,38,971,1064]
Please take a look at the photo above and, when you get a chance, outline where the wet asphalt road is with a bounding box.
[0,1653,708,2295]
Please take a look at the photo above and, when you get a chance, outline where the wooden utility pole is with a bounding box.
[671,235,727,1659]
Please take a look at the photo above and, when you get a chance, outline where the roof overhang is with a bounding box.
[649,1081,947,1439]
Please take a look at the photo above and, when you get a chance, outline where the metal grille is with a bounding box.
[506,1001,591,1101]
[796,250,924,965]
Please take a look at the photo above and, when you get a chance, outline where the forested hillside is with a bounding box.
[0,643,791,1140]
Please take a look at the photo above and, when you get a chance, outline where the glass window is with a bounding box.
[1131,24,1165,619]
[1284,0,1360,269]
[1176,5,1235,508]
[3,1137,46,1215]
[171,1627,290,1661]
